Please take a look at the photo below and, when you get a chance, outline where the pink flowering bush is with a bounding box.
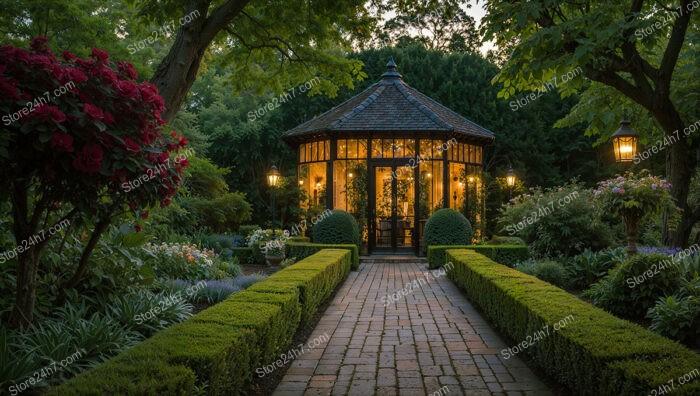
[594,171,675,217]
[594,171,676,254]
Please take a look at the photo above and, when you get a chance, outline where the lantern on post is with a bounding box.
[267,165,281,236]
[611,119,639,163]
[506,168,516,199]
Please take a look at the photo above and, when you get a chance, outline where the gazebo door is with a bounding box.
[370,165,415,252]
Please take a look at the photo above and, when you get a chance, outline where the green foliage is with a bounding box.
[1,303,145,392]
[424,208,473,246]
[104,289,193,338]
[231,247,256,265]
[53,249,352,395]
[238,226,261,238]
[445,249,700,396]
[483,236,526,245]
[498,181,616,258]
[647,293,700,345]
[184,193,253,233]
[286,242,360,271]
[584,254,682,318]
[279,257,297,268]
[516,260,567,288]
[427,245,529,269]
[150,157,252,237]
[312,210,360,247]
[566,248,627,290]
[140,242,241,281]
[182,157,230,199]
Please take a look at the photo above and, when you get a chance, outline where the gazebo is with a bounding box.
[282,60,495,255]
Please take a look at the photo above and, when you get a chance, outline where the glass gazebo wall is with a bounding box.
[297,137,486,242]
[446,142,484,240]
[298,140,330,210]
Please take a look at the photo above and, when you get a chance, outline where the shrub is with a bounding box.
[515,260,567,288]
[105,289,193,337]
[424,208,472,246]
[198,233,247,252]
[184,192,253,233]
[0,39,188,329]
[312,210,360,247]
[584,254,682,318]
[427,245,529,269]
[141,242,239,280]
[238,225,261,238]
[497,181,615,258]
[52,249,352,395]
[484,235,526,245]
[231,247,255,264]
[647,294,700,344]
[565,247,626,290]
[286,242,360,270]
[445,249,700,396]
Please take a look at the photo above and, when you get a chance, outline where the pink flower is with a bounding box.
[50,132,74,152]
[90,48,110,64]
[83,103,104,120]
[72,144,104,173]
[122,137,141,154]
[618,189,626,194]
[33,105,66,123]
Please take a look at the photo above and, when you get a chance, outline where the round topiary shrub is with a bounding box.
[424,208,473,246]
[312,210,360,247]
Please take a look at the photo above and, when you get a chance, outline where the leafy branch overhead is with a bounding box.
[480,0,698,247]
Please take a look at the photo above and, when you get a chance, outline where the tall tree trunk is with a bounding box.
[10,248,41,331]
[8,181,45,330]
[150,0,251,123]
[652,100,696,248]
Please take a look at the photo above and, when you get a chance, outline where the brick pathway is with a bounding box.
[273,262,553,396]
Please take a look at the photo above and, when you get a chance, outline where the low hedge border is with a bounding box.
[231,246,255,264]
[445,249,700,396]
[427,245,529,268]
[51,249,352,396]
[286,241,359,270]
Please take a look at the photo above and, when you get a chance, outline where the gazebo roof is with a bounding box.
[282,60,496,143]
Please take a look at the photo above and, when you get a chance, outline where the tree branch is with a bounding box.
[583,65,653,109]
[198,0,252,48]
[659,0,692,94]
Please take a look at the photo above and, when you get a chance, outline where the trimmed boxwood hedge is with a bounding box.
[445,249,700,396]
[427,245,529,268]
[51,249,352,396]
[289,236,311,242]
[231,246,255,264]
[286,241,359,270]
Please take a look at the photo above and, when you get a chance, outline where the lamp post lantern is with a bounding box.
[506,168,516,199]
[611,119,639,163]
[267,165,281,236]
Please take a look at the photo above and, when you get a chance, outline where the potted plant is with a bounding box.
[594,170,676,255]
[262,238,286,266]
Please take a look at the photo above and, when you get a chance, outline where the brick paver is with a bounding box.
[273,262,553,396]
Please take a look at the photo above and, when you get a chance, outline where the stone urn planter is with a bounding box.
[265,254,285,266]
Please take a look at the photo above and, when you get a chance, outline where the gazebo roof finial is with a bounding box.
[381,58,402,79]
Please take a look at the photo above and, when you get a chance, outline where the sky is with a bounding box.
[381,1,495,55]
